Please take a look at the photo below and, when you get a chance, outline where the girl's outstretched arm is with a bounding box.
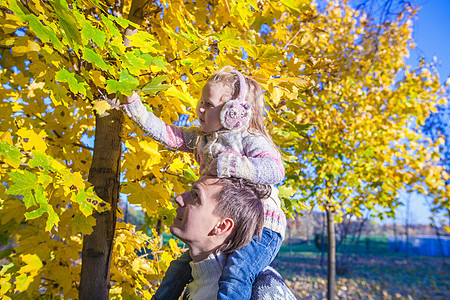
[123,92,199,153]
[216,134,285,185]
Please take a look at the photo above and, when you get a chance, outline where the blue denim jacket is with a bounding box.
[154,228,282,300]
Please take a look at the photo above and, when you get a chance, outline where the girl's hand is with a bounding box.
[124,91,140,105]
[208,158,218,176]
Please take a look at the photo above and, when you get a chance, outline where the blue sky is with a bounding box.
[407,0,450,80]
[385,0,450,225]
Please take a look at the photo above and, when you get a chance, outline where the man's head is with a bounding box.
[170,176,268,261]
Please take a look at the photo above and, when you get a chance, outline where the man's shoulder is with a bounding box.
[251,266,297,300]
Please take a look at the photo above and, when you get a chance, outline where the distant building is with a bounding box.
[388,235,450,256]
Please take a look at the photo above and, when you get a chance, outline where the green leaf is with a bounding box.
[15,273,30,292]
[55,69,87,95]
[141,76,170,95]
[24,206,46,220]
[105,70,139,96]
[45,206,60,232]
[128,31,159,53]
[29,151,51,171]
[7,171,39,208]
[183,168,199,182]
[124,51,148,75]
[280,0,311,13]
[83,48,113,72]
[143,56,168,71]
[213,28,243,51]
[37,174,52,189]
[108,14,136,29]
[0,141,21,168]
[80,21,106,48]
[52,0,82,50]
[252,15,274,32]
[8,0,63,51]
[22,185,59,231]
[33,185,47,206]
[71,188,102,217]
[102,15,121,38]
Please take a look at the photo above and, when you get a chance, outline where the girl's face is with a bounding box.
[196,83,230,133]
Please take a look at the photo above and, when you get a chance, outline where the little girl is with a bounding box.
[123,66,286,300]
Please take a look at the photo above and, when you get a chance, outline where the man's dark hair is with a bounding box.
[212,178,270,253]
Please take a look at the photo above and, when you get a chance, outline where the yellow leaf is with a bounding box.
[270,87,283,105]
[12,39,40,56]
[278,186,297,198]
[16,128,47,152]
[125,140,136,153]
[90,70,106,87]
[14,273,32,293]
[0,276,12,295]
[169,238,181,256]
[140,140,159,156]
[122,182,159,213]
[19,254,43,275]
[444,225,450,233]
[132,259,140,272]
[27,81,45,98]
[160,251,174,269]
[0,131,13,145]
[110,286,122,295]
[93,100,111,116]
[170,158,185,171]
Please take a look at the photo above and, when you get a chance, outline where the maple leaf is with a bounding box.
[7,171,39,208]
[0,141,21,169]
[16,128,47,152]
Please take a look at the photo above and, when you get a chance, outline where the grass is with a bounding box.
[273,237,450,299]
[159,233,449,299]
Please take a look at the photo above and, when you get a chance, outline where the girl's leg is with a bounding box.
[217,228,282,300]
[153,250,193,300]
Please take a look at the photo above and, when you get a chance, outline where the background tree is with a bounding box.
[422,81,450,230]
[265,1,448,299]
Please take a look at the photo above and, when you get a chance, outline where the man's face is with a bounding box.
[196,83,229,133]
[170,177,223,248]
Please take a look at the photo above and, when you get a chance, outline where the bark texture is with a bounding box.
[79,109,123,299]
[327,209,336,300]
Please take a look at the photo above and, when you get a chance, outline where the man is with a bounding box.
[153,176,295,300]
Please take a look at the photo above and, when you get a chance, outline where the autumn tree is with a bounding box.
[422,81,450,230]
[265,1,448,299]
[0,0,316,298]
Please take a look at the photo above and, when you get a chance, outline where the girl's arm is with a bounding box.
[216,135,285,185]
[123,92,199,153]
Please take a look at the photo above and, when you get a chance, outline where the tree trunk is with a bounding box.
[393,220,399,252]
[79,1,145,297]
[320,212,326,266]
[326,209,336,300]
[405,193,410,258]
[79,109,123,299]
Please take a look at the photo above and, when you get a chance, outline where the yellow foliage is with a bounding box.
[16,128,47,152]
[0,0,447,298]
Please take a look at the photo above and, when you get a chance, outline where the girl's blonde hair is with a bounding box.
[206,66,279,153]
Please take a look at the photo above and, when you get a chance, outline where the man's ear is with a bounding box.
[212,218,234,236]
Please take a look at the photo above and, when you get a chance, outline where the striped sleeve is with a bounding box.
[123,98,198,153]
[217,134,285,185]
